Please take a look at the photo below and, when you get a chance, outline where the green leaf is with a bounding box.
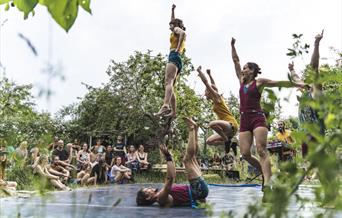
[42,0,79,32]
[0,0,11,5]
[13,0,38,19]
[5,2,9,10]
[78,0,91,14]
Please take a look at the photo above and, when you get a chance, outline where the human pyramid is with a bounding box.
[137,4,324,207]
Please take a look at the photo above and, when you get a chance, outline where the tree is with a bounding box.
[0,75,56,147]
[57,51,215,149]
[0,0,92,32]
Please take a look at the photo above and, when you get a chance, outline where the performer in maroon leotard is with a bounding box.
[230,37,306,190]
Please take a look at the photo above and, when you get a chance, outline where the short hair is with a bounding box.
[136,189,155,206]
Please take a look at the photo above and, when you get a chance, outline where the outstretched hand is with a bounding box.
[172,4,176,10]
[197,65,202,72]
[315,30,324,43]
[231,37,236,46]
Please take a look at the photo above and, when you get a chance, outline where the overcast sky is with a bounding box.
[0,0,341,119]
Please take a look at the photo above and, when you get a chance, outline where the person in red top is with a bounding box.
[230,37,306,189]
[136,118,208,207]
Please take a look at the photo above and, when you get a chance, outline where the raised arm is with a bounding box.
[171,4,176,21]
[231,37,242,81]
[157,144,175,207]
[206,69,216,86]
[310,30,324,97]
[197,66,220,101]
[310,30,323,73]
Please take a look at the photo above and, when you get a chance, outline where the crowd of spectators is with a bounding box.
[0,136,151,192]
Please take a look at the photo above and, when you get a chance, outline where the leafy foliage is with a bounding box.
[0,75,56,147]
[0,0,92,32]
[57,51,216,148]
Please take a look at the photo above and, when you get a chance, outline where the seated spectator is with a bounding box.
[110,157,132,184]
[89,148,98,166]
[92,139,106,155]
[125,145,139,172]
[221,153,235,171]
[212,152,221,168]
[77,163,96,186]
[105,145,115,170]
[113,136,127,165]
[90,158,108,185]
[0,179,17,191]
[48,136,59,151]
[136,144,150,170]
[28,147,40,171]
[49,155,70,183]
[15,141,28,160]
[77,143,90,169]
[66,143,78,178]
[52,140,69,162]
[34,155,71,191]
[72,139,81,151]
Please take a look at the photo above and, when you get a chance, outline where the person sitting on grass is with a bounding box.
[136,117,209,207]
[77,143,90,170]
[77,162,96,186]
[15,141,28,161]
[34,155,71,191]
[110,156,132,184]
[0,179,17,192]
[125,145,139,172]
[90,158,108,185]
[212,152,221,168]
[49,155,70,183]
[137,144,150,170]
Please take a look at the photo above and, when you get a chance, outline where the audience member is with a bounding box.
[92,139,106,154]
[105,145,115,169]
[110,157,132,184]
[15,141,28,160]
[114,136,127,165]
[91,158,108,185]
[34,155,71,191]
[136,144,150,170]
[52,140,69,162]
[126,145,139,172]
[48,136,59,151]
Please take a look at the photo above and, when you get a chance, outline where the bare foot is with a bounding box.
[183,117,198,129]
[155,106,170,116]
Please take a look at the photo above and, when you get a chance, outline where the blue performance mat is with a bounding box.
[0,184,337,218]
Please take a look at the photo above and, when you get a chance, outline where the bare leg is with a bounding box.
[206,133,225,146]
[183,118,202,180]
[81,174,90,186]
[208,120,234,142]
[253,127,271,185]
[165,92,176,118]
[239,131,263,174]
[87,177,96,185]
[156,63,178,116]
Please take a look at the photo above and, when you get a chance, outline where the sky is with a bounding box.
[0,0,341,120]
